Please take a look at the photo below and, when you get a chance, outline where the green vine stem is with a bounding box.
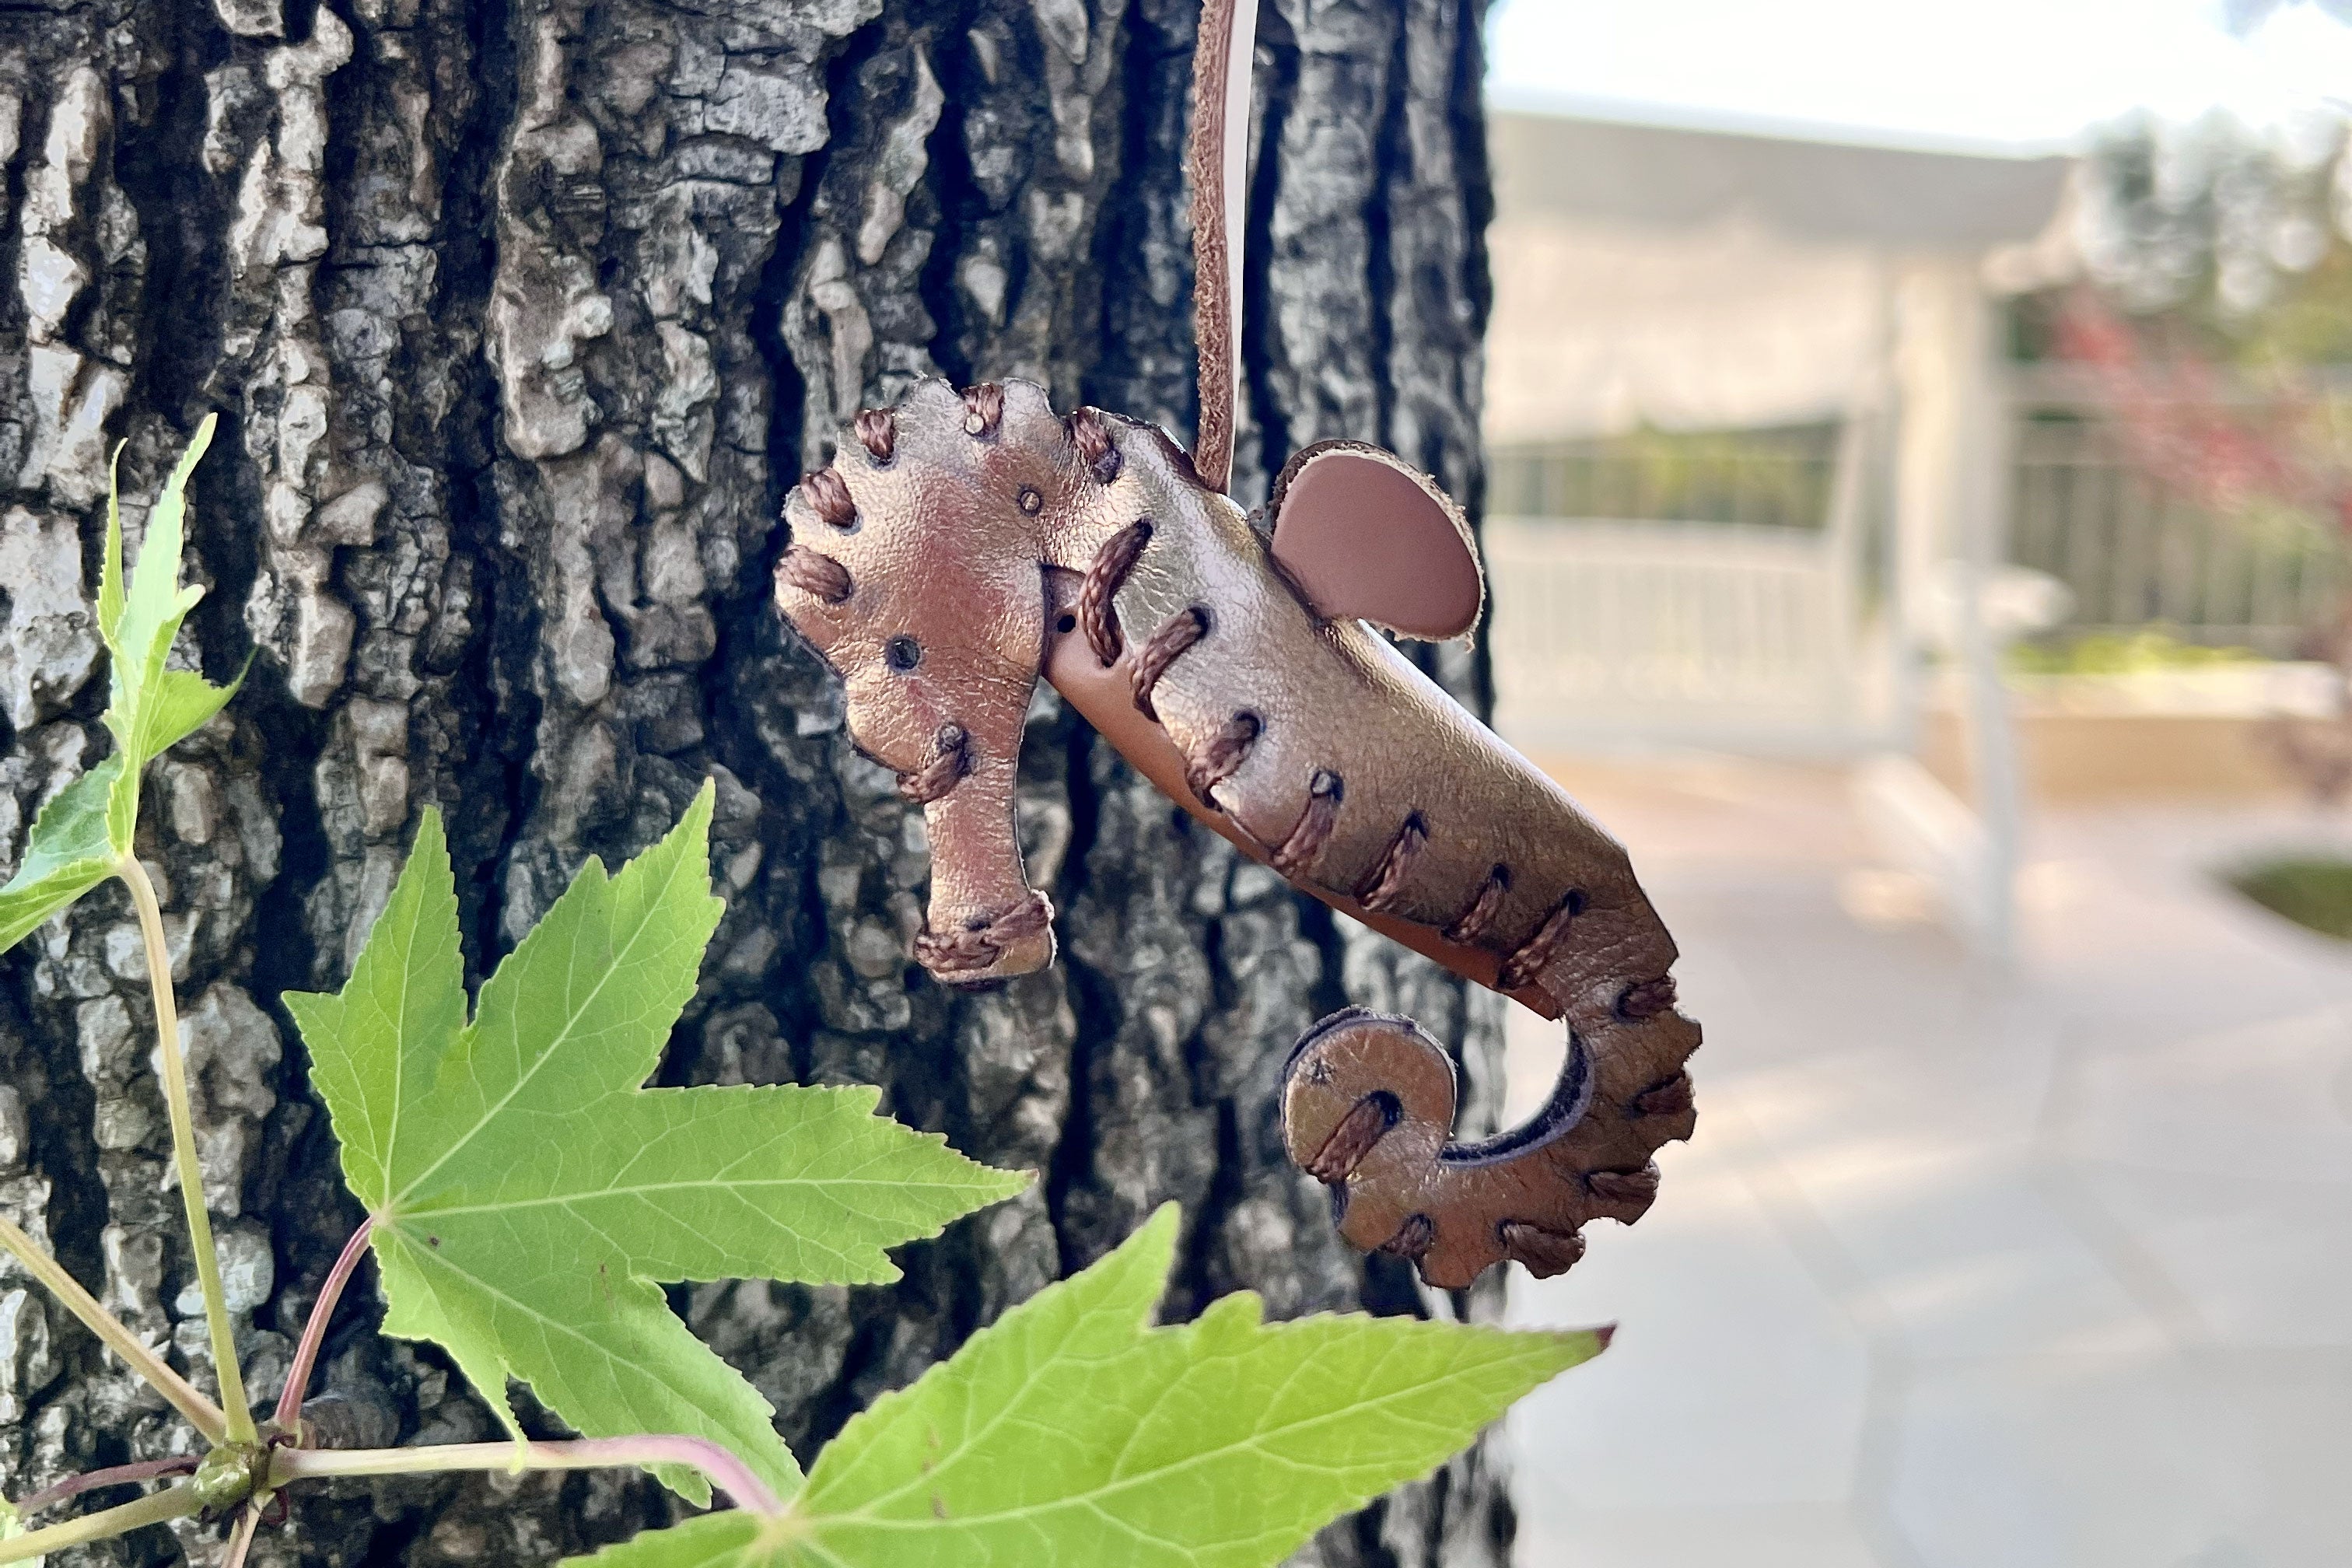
[274,1437,789,1517]
[0,1212,225,1441]
[117,852,257,1444]
[0,1484,203,1565]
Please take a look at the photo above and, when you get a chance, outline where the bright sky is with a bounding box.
[1486,0,2352,152]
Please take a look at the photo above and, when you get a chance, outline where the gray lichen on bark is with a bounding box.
[0,0,1514,1563]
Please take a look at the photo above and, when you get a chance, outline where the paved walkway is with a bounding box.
[1499,758,2352,1568]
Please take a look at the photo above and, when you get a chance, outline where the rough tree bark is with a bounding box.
[0,0,1508,1562]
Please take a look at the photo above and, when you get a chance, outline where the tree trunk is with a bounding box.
[0,0,1509,1562]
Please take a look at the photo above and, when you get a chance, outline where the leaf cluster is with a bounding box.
[0,417,240,953]
[292,792,1027,1503]
[0,416,1613,1568]
[292,796,1606,1563]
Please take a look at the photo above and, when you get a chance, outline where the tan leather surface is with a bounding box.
[772,380,1077,982]
[1043,571,1557,1016]
[1036,407,1699,1220]
[774,375,1696,1029]
[775,376,1699,1279]
[1269,442,1486,641]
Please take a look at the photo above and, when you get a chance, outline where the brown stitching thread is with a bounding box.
[854,408,895,463]
[1080,520,1153,666]
[1500,1220,1585,1275]
[1356,814,1427,913]
[895,724,970,806]
[1067,406,1122,484]
[1186,712,1260,803]
[1586,1166,1660,1204]
[962,383,1005,437]
[1130,605,1209,721]
[1303,1094,1394,1182]
[1618,976,1678,1020]
[1498,889,1584,992]
[803,468,856,529]
[779,545,852,604]
[1444,865,1510,946]
[913,890,1051,973]
[1630,1073,1693,1118]
[1272,769,1343,880]
[1377,1214,1434,1259]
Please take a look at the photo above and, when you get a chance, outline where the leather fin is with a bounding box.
[1268,441,1485,640]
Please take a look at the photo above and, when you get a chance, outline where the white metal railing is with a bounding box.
[1483,516,1881,751]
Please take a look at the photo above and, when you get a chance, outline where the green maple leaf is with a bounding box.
[289,786,1030,1504]
[0,416,241,958]
[0,757,121,956]
[562,1204,1607,1568]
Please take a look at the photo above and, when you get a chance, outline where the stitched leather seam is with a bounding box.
[1497,890,1585,992]
[779,544,852,604]
[914,891,1052,972]
[1272,768,1343,879]
[1187,712,1261,803]
[1356,814,1427,912]
[1080,520,1153,667]
[854,408,896,463]
[1130,605,1209,722]
[1443,866,1509,946]
[961,382,1005,437]
[895,724,971,807]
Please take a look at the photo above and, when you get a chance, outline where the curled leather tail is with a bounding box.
[1279,1003,1696,1289]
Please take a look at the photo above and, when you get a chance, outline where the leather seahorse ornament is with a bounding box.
[772,0,1699,1289]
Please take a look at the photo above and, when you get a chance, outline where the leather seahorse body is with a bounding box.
[772,0,1694,1293]
[775,376,1699,1288]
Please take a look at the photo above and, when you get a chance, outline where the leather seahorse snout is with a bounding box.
[906,734,1058,984]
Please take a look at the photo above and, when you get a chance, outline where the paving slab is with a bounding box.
[1497,757,2352,1568]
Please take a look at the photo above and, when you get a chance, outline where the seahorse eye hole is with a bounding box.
[885,635,923,672]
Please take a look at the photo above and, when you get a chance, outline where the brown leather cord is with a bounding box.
[1500,1220,1585,1276]
[1378,1214,1434,1258]
[1185,0,1255,495]
[961,382,1005,437]
[1618,975,1678,1020]
[1303,1094,1394,1182]
[1498,889,1585,993]
[1186,712,1260,802]
[1067,406,1123,484]
[854,408,896,462]
[895,724,971,806]
[1080,520,1153,667]
[803,467,856,529]
[779,544,852,604]
[1131,606,1210,721]
[913,889,1052,973]
[1586,1166,1660,1203]
[1272,768,1342,879]
[1443,865,1509,947]
[1356,814,1427,913]
[1630,1073,1694,1118]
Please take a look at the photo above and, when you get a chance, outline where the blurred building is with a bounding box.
[1481,109,2077,951]
[1487,112,2074,448]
